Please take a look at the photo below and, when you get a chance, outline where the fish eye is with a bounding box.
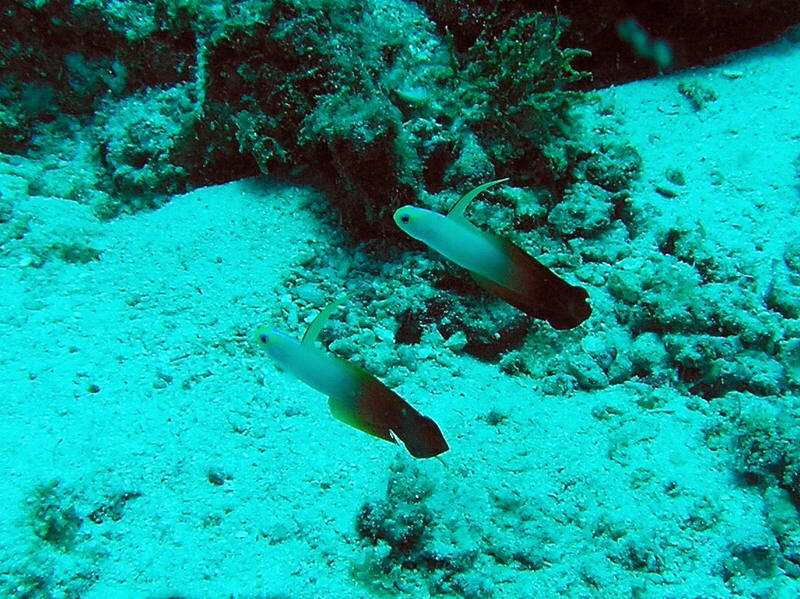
[400,214,410,223]
[259,332,268,344]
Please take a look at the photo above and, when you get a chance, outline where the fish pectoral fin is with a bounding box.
[327,395,395,444]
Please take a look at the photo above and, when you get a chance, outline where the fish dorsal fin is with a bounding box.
[446,178,509,221]
[301,294,352,347]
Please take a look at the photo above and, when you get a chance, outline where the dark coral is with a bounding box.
[2,0,602,235]
[354,462,488,597]
[28,480,83,552]
[416,0,800,86]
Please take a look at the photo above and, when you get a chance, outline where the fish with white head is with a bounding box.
[255,296,448,458]
[394,179,591,329]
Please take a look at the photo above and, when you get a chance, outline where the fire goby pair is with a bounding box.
[255,179,591,458]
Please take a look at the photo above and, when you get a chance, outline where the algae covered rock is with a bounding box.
[353,461,487,597]
[582,141,642,192]
[547,182,616,238]
[28,480,84,552]
[734,395,800,499]
[96,84,198,216]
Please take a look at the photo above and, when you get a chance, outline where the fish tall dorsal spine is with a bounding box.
[446,177,510,222]
[300,293,353,347]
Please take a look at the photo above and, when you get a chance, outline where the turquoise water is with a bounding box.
[1,1,800,598]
